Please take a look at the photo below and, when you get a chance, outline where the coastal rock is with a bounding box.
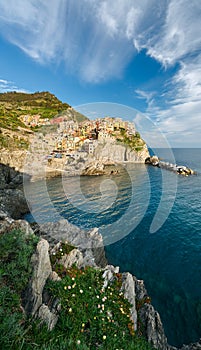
[102,265,120,288]
[180,340,201,349]
[139,303,168,350]
[0,209,14,234]
[0,163,24,189]
[102,267,137,331]
[52,245,98,269]
[145,156,159,166]
[0,210,34,237]
[24,238,52,316]
[60,248,94,269]
[0,188,29,219]
[145,156,196,176]
[9,219,34,236]
[0,150,27,172]
[0,208,12,221]
[38,304,59,331]
[121,272,138,331]
[50,271,61,282]
[0,190,28,218]
[94,141,149,163]
[39,220,107,268]
[81,160,105,176]
[135,278,169,350]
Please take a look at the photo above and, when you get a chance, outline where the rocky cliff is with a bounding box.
[94,140,149,164]
[0,163,29,218]
[0,149,27,172]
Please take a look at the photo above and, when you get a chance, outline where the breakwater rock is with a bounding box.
[145,156,195,176]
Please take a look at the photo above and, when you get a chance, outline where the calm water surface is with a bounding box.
[25,149,201,347]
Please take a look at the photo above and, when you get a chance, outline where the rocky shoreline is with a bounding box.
[0,163,201,349]
[0,138,149,181]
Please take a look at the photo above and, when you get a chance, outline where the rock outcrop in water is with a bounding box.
[145,156,195,176]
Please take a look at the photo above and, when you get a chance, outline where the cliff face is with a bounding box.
[94,141,149,163]
[0,163,29,218]
[0,149,27,172]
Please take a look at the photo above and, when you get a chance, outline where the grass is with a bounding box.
[0,229,39,349]
[0,229,154,350]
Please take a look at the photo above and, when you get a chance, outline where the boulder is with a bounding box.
[81,161,105,176]
[145,156,159,166]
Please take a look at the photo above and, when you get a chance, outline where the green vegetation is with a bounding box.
[0,229,154,350]
[0,91,70,109]
[0,91,87,131]
[0,131,29,150]
[0,91,70,131]
[0,91,87,150]
[0,229,39,349]
[116,129,145,152]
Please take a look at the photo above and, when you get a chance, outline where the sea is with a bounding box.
[24,148,201,347]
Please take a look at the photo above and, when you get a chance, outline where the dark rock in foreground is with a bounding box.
[0,163,30,219]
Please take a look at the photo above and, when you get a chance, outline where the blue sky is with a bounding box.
[0,0,201,147]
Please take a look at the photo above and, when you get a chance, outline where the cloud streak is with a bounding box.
[0,0,166,82]
[0,1,200,82]
[0,0,200,145]
[0,78,29,93]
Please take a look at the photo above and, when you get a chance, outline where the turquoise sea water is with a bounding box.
[24,148,201,347]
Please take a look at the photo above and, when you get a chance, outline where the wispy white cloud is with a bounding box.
[0,1,200,82]
[0,78,29,93]
[135,89,156,110]
[0,0,201,145]
[0,0,165,82]
[141,51,201,147]
[144,1,201,67]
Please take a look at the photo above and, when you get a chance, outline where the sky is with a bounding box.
[0,0,201,147]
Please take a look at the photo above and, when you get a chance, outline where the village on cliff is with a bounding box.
[20,112,136,158]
